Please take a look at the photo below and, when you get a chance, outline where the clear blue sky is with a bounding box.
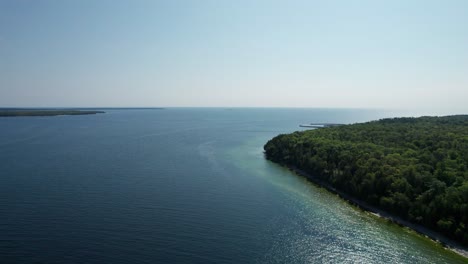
[1,0,467,111]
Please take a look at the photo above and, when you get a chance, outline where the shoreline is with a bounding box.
[277,163,468,259]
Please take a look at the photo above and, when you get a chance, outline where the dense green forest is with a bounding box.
[264,115,468,245]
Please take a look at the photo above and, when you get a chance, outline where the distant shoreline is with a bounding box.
[279,164,468,259]
[0,109,105,117]
[299,123,345,128]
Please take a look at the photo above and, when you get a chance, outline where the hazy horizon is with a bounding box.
[1,1,467,113]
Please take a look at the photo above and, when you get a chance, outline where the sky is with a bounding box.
[1,0,467,112]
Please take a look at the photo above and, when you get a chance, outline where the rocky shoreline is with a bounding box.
[280,164,468,259]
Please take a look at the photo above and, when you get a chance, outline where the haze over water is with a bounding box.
[0,108,465,263]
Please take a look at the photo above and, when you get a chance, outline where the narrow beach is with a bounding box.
[284,165,468,259]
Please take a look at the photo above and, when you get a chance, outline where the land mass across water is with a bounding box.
[300,123,344,128]
[0,109,105,117]
[265,115,468,258]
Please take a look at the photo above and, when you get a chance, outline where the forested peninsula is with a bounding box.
[264,115,468,248]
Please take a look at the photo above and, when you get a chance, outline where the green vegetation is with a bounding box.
[0,109,105,117]
[264,115,468,245]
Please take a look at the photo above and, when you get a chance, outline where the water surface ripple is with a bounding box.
[0,108,465,263]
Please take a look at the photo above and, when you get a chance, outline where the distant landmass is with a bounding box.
[264,115,468,252]
[0,109,105,117]
[299,123,344,128]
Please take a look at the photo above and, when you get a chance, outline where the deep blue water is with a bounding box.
[0,108,466,263]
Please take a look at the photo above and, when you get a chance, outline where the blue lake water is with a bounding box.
[0,108,466,263]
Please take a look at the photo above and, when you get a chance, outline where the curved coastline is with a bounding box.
[264,115,468,259]
[271,162,468,259]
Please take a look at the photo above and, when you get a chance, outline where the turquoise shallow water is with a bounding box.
[0,108,466,263]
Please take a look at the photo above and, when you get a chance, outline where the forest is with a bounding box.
[264,115,468,245]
